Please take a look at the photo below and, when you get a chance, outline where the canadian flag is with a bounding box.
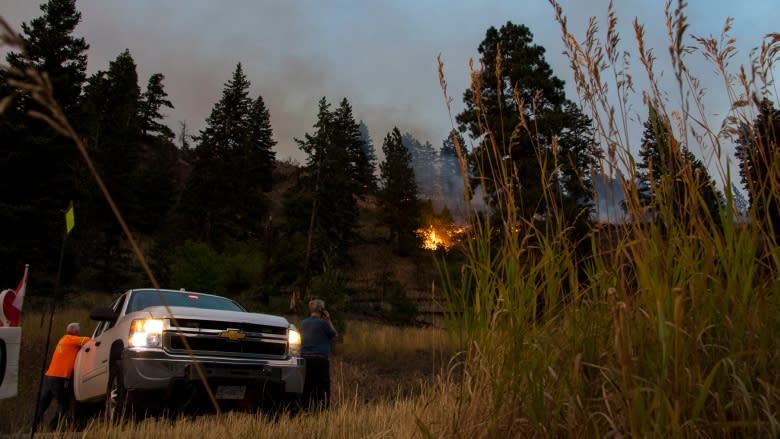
[0,265,28,327]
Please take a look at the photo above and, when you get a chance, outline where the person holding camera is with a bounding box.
[300,298,337,409]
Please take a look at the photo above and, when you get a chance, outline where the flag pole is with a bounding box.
[31,202,73,438]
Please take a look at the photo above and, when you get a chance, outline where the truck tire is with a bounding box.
[105,360,129,423]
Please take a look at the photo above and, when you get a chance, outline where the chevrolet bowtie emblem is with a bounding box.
[219,329,246,341]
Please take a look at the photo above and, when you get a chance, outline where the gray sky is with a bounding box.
[2,0,778,169]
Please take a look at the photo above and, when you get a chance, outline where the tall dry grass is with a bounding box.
[431,1,780,437]
[339,320,450,356]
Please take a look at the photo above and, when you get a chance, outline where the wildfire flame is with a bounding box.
[417,225,446,250]
[415,224,466,251]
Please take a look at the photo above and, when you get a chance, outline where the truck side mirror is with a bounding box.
[89,307,118,323]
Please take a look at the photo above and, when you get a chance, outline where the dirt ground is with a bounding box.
[331,347,451,405]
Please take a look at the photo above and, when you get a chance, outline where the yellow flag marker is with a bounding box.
[65,204,75,234]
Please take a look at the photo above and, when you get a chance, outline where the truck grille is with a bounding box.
[165,333,287,356]
[163,320,288,358]
[172,319,287,336]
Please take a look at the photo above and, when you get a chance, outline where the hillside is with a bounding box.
[269,161,448,325]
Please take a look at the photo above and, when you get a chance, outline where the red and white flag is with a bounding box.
[0,265,28,327]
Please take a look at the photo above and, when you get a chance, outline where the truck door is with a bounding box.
[74,294,126,401]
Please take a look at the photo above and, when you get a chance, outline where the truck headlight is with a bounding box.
[288,326,301,356]
[129,318,165,348]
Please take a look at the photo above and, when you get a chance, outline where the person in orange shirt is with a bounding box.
[33,322,90,431]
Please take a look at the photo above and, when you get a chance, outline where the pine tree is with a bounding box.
[637,105,723,228]
[132,139,179,233]
[730,182,749,220]
[379,127,420,254]
[244,95,276,192]
[5,0,89,113]
[401,133,437,201]
[555,103,601,228]
[298,98,359,264]
[636,107,666,210]
[456,22,599,227]
[82,49,143,199]
[332,100,375,195]
[226,94,275,239]
[178,63,273,245]
[285,97,367,279]
[735,99,780,239]
[295,98,335,276]
[358,120,378,192]
[134,73,180,234]
[78,49,144,288]
[0,0,89,283]
[139,73,175,140]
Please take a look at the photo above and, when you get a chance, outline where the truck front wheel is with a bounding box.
[105,361,130,423]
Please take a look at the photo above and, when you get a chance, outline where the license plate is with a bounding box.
[215,385,246,400]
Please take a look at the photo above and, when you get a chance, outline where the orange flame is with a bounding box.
[415,224,465,251]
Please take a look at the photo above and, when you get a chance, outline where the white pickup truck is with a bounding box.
[72,288,305,420]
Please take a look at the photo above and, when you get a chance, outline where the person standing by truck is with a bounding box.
[300,299,337,410]
[33,322,90,431]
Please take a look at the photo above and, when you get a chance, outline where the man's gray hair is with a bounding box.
[66,322,80,335]
[308,299,325,313]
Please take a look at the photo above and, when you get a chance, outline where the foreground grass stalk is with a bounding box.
[433,2,780,437]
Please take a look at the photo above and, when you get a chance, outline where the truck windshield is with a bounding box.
[126,290,245,313]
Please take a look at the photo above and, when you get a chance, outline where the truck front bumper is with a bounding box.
[121,348,306,394]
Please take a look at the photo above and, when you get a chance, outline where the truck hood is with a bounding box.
[131,306,291,328]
